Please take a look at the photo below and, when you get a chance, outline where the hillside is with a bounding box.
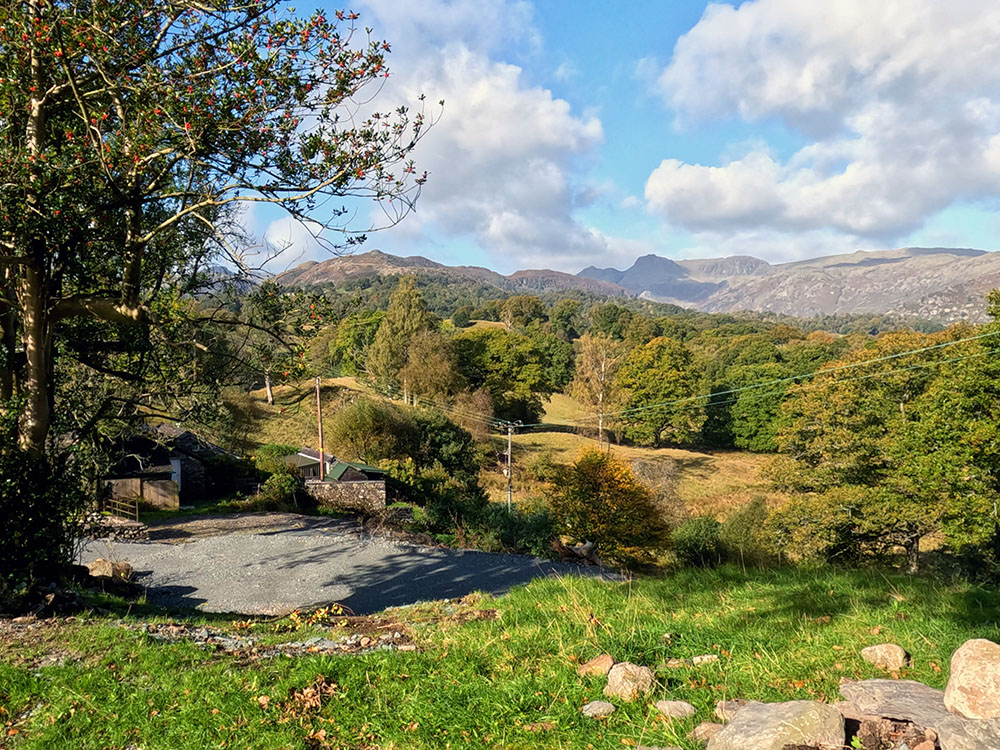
[581,247,1000,322]
[276,249,629,297]
[277,247,1000,322]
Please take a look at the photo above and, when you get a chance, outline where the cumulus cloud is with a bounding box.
[645,0,1000,241]
[353,0,609,270]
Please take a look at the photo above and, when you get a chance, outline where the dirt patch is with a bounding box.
[0,616,84,668]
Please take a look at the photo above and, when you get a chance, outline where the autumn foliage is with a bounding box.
[549,449,668,565]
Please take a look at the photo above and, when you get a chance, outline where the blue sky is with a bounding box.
[256,0,1000,275]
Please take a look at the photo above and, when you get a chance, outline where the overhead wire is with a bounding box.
[517,328,1000,429]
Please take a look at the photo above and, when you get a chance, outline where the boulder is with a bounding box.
[944,638,1000,719]
[705,700,844,750]
[861,643,911,671]
[577,653,615,678]
[840,678,1000,750]
[581,700,616,719]
[715,698,760,723]
[86,558,134,581]
[604,662,655,702]
[654,699,696,719]
[689,722,724,745]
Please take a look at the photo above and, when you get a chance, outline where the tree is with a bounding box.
[500,295,546,330]
[0,1,431,597]
[549,298,582,341]
[398,330,465,403]
[366,277,434,398]
[571,333,624,446]
[768,327,996,571]
[727,362,789,452]
[451,305,473,328]
[240,281,311,404]
[614,336,703,446]
[453,327,553,422]
[549,449,668,564]
[1,1,431,456]
[589,303,632,340]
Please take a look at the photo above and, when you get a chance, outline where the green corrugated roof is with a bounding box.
[328,460,386,481]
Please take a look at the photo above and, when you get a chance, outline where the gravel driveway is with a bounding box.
[79,513,605,615]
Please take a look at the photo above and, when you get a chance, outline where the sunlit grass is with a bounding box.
[3,567,997,749]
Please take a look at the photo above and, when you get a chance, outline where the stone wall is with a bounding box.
[304,479,386,514]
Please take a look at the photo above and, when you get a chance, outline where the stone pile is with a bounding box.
[82,512,149,541]
[575,638,1000,750]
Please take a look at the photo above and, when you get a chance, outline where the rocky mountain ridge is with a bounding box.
[278,247,1000,322]
[275,249,630,297]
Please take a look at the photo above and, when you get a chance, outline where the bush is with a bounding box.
[253,443,301,476]
[719,497,773,568]
[549,449,669,565]
[478,500,556,558]
[1,449,87,609]
[672,516,722,567]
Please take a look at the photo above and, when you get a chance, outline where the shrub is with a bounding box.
[1,449,87,609]
[672,516,722,567]
[719,497,773,568]
[253,443,301,476]
[549,449,668,565]
[478,500,556,558]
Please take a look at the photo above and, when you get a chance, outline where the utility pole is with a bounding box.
[506,423,513,511]
[315,376,325,481]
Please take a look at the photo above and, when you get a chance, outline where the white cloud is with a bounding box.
[645,0,1000,241]
[352,0,610,270]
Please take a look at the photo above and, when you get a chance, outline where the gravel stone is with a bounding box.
[79,513,607,615]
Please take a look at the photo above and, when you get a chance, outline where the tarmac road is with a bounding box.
[79,513,606,615]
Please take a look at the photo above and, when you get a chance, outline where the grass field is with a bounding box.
[233,380,783,520]
[3,566,998,749]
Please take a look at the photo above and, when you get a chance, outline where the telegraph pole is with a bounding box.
[316,376,325,480]
[506,423,513,511]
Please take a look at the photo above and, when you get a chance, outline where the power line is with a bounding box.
[520,328,1000,429]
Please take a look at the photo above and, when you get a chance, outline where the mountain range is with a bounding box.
[277,247,1000,322]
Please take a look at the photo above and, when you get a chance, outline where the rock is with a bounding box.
[581,700,616,719]
[86,558,134,581]
[654,699,696,719]
[861,643,911,671]
[604,662,655,702]
[715,699,761,723]
[577,653,615,678]
[691,654,719,666]
[705,701,844,750]
[840,678,1000,750]
[663,658,689,669]
[945,638,1000,719]
[689,722,724,744]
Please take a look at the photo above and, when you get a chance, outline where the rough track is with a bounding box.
[79,513,605,615]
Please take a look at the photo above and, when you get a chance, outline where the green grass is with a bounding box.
[3,566,999,749]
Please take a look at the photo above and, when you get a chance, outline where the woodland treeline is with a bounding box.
[236,274,1000,576]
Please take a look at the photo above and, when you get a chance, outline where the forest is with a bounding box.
[163,272,1000,580]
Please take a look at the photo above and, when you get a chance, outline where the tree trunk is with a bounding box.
[264,370,274,405]
[904,535,920,574]
[17,0,51,457]
[17,263,52,456]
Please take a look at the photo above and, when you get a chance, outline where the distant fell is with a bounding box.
[579,247,998,322]
[277,247,999,322]
[276,249,629,296]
